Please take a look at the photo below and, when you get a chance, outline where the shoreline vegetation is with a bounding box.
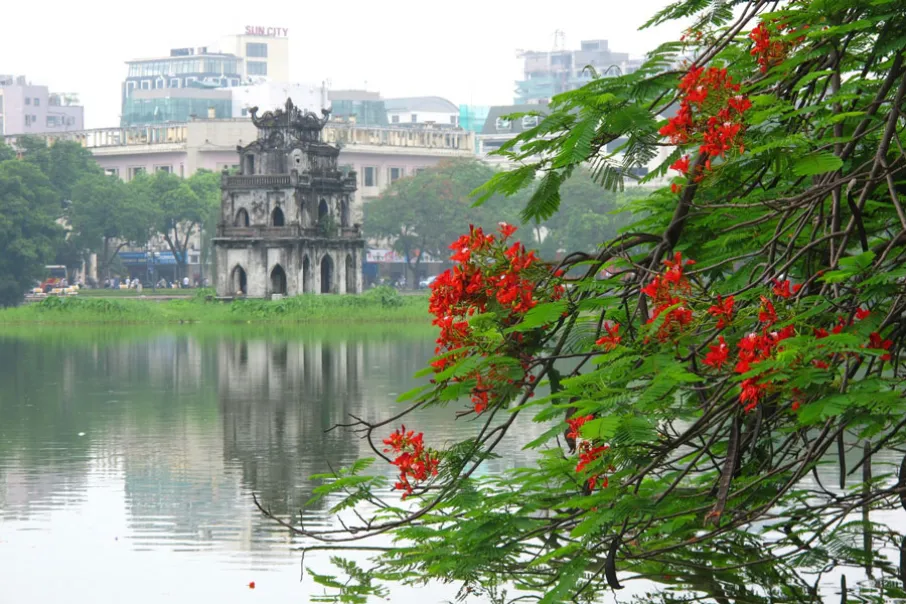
[0,286,430,325]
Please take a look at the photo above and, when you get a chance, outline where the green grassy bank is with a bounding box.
[77,287,196,297]
[2,287,430,325]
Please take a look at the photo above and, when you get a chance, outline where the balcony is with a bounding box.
[216,224,363,239]
[222,174,292,189]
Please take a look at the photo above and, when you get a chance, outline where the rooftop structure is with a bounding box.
[213,98,364,298]
[383,96,460,128]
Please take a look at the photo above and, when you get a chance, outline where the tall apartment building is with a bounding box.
[217,27,290,82]
[515,39,643,105]
[0,75,84,135]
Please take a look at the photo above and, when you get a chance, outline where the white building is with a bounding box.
[0,75,84,135]
[384,97,460,128]
[217,27,290,82]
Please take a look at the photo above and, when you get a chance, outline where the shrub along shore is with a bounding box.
[0,287,430,325]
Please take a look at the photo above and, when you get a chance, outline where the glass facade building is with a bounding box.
[122,97,233,125]
[121,52,242,126]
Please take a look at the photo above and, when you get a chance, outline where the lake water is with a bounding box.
[2,327,903,603]
[0,326,552,604]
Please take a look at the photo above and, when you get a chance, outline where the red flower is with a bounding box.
[566,414,593,440]
[759,296,777,326]
[703,336,730,369]
[708,294,734,329]
[248,582,256,590]
[670,155,691,175]
[814,327,829,339]
[595,323,621,351]
[576,443,609,473]
[497,222,517,239]
[384,426,439,498]
[855,308,870,321]
[868,332,893,361]
[771,279,801,298]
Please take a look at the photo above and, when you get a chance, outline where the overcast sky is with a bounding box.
[2,0,684,128]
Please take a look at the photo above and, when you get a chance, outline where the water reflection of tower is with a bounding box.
[218,335,366,515]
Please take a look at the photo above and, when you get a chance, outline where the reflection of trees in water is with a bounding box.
[218,335,368,516]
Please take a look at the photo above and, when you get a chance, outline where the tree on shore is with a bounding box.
[365,158,521,287]
[0,159,64,306]
[130,170,218,282]
[257,1,906,602]
[69,173,154,280]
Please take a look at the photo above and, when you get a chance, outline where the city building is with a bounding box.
[477,103,549,168]
[516,38,643,104]
[0,75,84,135]
[477,103,671,185]
[213,99,364,298]
[121,49,242,126]
[328,90,388,127]
[383,97,460,128]
[216,26,290,82]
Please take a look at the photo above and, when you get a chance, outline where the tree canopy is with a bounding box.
[365,158,522,284]
[262,1,906,602]
[0,159,64,306]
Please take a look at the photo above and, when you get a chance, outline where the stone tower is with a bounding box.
[213,98,364,298]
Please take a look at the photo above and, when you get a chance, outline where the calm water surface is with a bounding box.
[0,326,548,604]
[2,327,904,603]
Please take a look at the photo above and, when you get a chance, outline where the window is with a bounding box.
[229,78,240,87]
[363,166,377,187]
[186,77,197,86]
[389,167,402,183]
[155,165,171,173]
[521,115,539,128]
[410,113,417,123]
[129,166,145,180]
[247,61,268,76]
[154,78,164,89]
[169,78,181,88]
[46,116,59,127]
[127,81,137,96]
[391,114,399,124]
[415,167,425,175]
[450,115,457,125]
[495,117,512,131]
[33,98,40,106]
[24,115,32,126]
[241,108,248,116]
[24,97,31,105]
[141,80,151,90]
[104,168,119,177]
[246,42,268,58]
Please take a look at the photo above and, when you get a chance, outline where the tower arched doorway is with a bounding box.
[302,255,311,293]
[234,208,250,227]
[270,264,287,295]
[345,254,356,293]
[271,207,285,226]
[318,199,329,221]
[231,265,247,296]
[320,254,334,294]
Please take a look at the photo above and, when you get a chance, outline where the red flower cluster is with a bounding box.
[661,67,752,190]
[708,295,735,329]
[576,442,610,490]
[735,326,796,412]
[595,323,621,351]
[660,67,752,156]
[429,223,564,413]
[566,414,593,440]
[772,279,802,298]
[749,21,807,73]
[641,252,695,341]
[383,425,440,498]
[703,335,730,369]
